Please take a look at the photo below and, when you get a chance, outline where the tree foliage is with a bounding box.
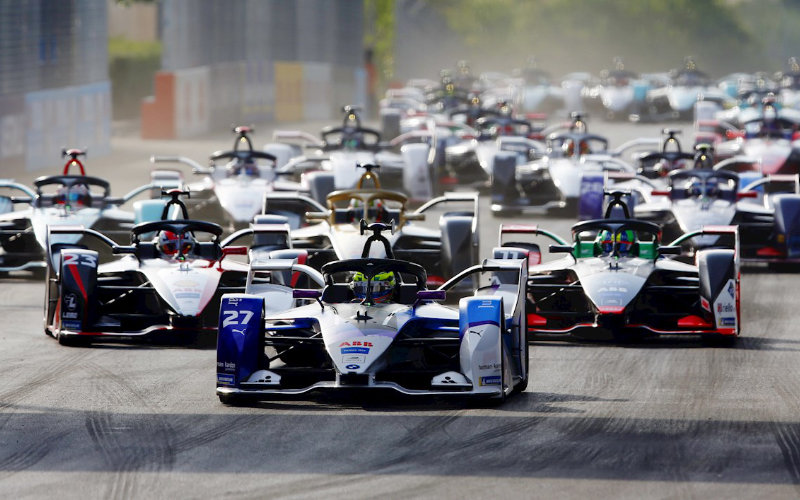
[431,0,775,77]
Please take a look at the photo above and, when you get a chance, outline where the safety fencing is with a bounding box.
[0,82,112,171]
[141,61,365,140]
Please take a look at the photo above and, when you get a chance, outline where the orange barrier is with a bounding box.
[274,62,304,122]
[141,72,176,139]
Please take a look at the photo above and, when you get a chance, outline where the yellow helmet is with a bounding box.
[351,271,396,302]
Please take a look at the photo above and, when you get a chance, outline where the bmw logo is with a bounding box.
[345,364,360,370]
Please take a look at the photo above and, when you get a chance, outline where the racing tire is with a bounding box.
[42,252,59,337]
[57,333,90,347]
[218,393,254,406]
[517,335,530,394]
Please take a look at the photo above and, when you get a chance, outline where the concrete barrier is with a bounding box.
[26,82,111,171]
[141,72,176,139]
[241,60,274,125]
[303,63,332,122]
[210,62,242,127]
[174,66,210,139]
[274,62,304,122]
[0,94,25,163]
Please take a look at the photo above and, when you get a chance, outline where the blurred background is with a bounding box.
[1,0,798,170]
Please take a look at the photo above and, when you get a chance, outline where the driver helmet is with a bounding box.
[241,158,259,177]
[351,270,396,303]
[157,230,195,258]
[57,184,91,208]
[227,158,259,177]
[596,229,636,256]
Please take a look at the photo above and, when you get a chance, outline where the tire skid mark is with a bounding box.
[0,430,69,479]
[170,414,263,452]
[0,351,89,410]
[83,360,177,500]
[377,416,541,472]
[0,351,90,435]
[772,421,800,485]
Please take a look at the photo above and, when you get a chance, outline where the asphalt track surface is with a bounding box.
[1,121,800,499]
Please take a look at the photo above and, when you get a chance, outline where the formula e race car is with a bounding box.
[264,106,435,202]
[216,222,529,403]
[261,164,479,287]
[633,167,800,266]
[0,149,181,275]
[489,113,658,216]
[42,190,267,346]
[496,193,741,342]
[150,126,304,230]
[696,96,800,176]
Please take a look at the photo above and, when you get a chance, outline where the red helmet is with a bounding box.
[158,231,194,257]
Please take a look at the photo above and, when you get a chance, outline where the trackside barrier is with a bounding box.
[274,61,304,122]
[141,67,210,139]
[26,82,111,170]
[303,63,332,122]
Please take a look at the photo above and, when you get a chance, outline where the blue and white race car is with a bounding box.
[216,222,529,404]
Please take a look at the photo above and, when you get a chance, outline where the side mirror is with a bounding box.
[112,245,136,255]
[306,211,328,221]
[549,244,574,254]
[737,191,758,199]
[726,130,745,140]
[404,213,425,222]
[293,289,322,300]
[222,246,248,256]
[417,290,445,301]
[657,245,682,255]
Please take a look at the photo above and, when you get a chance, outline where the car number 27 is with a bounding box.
[222,310,254,328]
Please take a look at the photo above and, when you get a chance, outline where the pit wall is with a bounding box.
[141,61,365,139]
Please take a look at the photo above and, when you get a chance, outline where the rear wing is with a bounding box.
[220,222,292,249]
[498,224,567,246]
[438,257,528,319]
[151,155,213,176]
[741,174,800,194]
[272,130,324,148]
[415,191,480,249]
[0,179,36,205]
[245,258,324,293]
[48,225,133,254]
[668,225,740,266]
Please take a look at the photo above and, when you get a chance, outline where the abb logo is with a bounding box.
[339,341,373,347]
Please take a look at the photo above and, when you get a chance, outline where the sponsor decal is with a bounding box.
[216,361,236,372]
[478,363,501,370]
[717,303,735,313]
[701,297,710,312]
[339,341,372,347]
[62,312,78,319]
[728,281,735,299]
[64,292,78,311]
[342,355,366,364]
[175,292,201,299]
[479,375,501,386]
[721,317,736,326]
[217,374,235,386]
[341,347,369,354]
[62,320,81,330]
[478,300,495,308]
[345,364,360,370]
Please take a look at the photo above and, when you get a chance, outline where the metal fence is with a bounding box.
[160,0,363,71]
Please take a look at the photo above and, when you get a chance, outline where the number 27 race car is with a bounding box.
[216,222,529,404]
